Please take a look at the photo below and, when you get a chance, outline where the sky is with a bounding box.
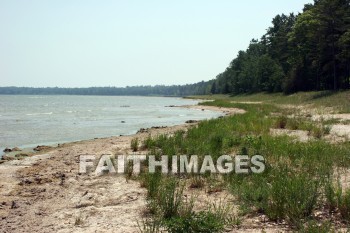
[0,0,313,88]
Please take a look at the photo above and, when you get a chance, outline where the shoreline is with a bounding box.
[0,96,215,159]
[0,104,245,232]
[2,99,348,232]
[0,105,245,161]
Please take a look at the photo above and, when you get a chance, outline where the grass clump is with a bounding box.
[266,170,319,226]
[231,167,320,227]
[309,125,332,139]
[338,189,350,221]
[156,178,186,219]
[131,138,139,152]
[165,206,231,233]
[324,178,342,212]
[142,173,189,218]
[140,173,233,233]
[299,221,333,233]
[275,115,288,129]
[324,178,350,222]
[137,217,162,233]
[287,117,301,130]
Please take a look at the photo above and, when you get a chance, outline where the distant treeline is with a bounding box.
[1,0,349,97]
[0,81,213,96]
[211,0,350,94]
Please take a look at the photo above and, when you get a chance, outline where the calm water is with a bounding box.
[0,95,220,154]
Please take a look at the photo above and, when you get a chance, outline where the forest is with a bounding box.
[1,0,349,96]
[0,81,213,96]
[211,0,350,94]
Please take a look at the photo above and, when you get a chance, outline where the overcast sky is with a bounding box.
[0,0,312,88]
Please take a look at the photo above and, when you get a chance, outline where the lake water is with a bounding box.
[0,95,220,155]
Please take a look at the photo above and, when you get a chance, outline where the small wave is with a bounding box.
[26,112,53,116]
[28,97,44,99]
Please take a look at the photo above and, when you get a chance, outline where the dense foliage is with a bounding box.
[212,0,350,94]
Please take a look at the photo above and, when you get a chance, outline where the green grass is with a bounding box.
[230,166,320,227]
[164,207,229,233]
[131,137,139,152]
[189,90,350,113]
[139,173,233,233]
[326,183,350,222]
[138,92,350,231]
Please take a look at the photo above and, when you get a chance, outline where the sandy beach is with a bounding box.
[0,105,245,233]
